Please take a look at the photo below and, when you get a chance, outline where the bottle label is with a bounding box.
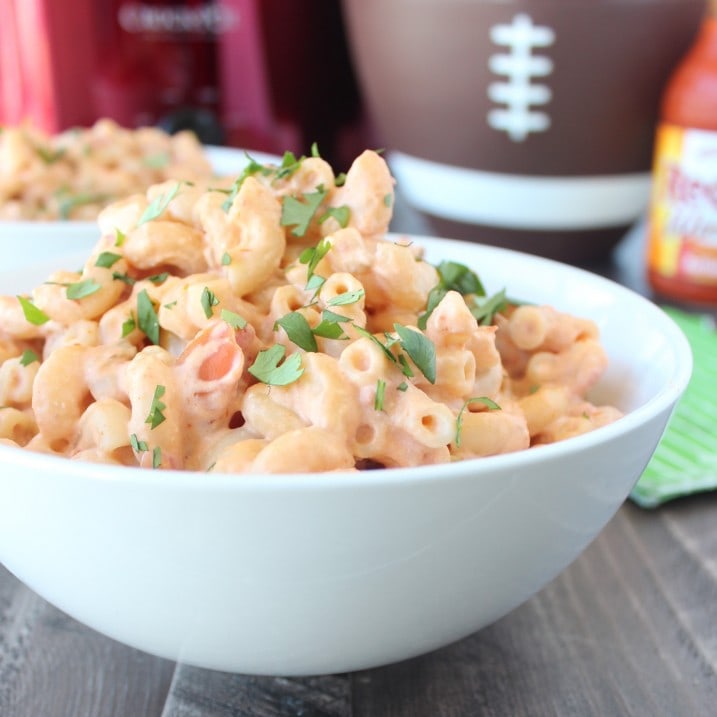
[648,123,717,285]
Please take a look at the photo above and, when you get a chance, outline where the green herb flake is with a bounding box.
[310,142,320,157]
[121,315,136,338]
[305,274,325,293]
[221,251,232,266]
[383,194,393,207]
[200,286,220,319]
[152,445,162,469]
[418,261,487,329]
[248,345,304,386]
[35,145,66,164]
[147,272,169,286]
[220,308,247,330]
[312,317,348,341]
[327,288,365,307]
[319,205,351,228]
[299,239,332,281]
[137,182,181,225]
[397,352,414,379]
[397,381,409,392]
[17,296,50,326]
[130,433,148,452]
[469,289,508,326]
[334,172,347,187]
[352,325,397,364]
[114,228,126,247]
[142,151,170,169]
[66,278,102,300]
[275,312,318,352]
[19,349,40,367]
[145,384,167,429]
[274,151,304,180]
[112,271,136,286]
[56,191,106,220]
[137,289,160,345]
[221,154,271,211]
[393,324,436,384]
[455,396,502,447]
[95,251,122,269]
[374,379,386,411]
[281,187,328,237]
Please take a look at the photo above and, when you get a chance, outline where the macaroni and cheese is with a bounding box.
[0,119,214,220]
[0,148,622,472]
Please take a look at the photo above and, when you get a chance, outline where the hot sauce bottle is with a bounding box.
[647,0,717,305]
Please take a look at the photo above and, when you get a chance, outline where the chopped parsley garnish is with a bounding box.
[393,323,436,384]
[35,145,66,164]
[334,172,347,187]
[221,251,231,266]
[374,379,386,411]
[221,154,272,211]
[19,349,40,366]
[397,381,408,392]
[312,313,349,340]
[299,239,331,287]
[275,312,318,353]
[248,345,304,386]
[143,152,169,169]
[137,182,181,225]
[137,289,160,344]
[56,191,106,220]
[130,433,148,452]
[319,205,350,228]
[274,151,304,180]
[145,384,167,429]
[112,271,136,286]
[147,272,169,286]
[469,289,509,326]
[121,315,136,338]
[418,260,486,329]
[281,187,328,237]
[17,296,50,325]
[220,309,247,330]
[114,228,127,247]
[66,278,102,300]
[152,446,162,469]
[95,251,122,269]
[201,286,220,318]
[455,397,502,447]
[327,289,364,307]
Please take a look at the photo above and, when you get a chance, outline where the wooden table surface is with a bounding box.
[1,217,715,716]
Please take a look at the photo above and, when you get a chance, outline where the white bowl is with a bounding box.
[0,146,280,271]
[0,236,691,675]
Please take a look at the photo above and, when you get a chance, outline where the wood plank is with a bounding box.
[352,498,717,717]
[160,665,350,717]
[0,564,175,717]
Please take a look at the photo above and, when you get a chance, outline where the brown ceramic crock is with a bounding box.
[342,0,705,263]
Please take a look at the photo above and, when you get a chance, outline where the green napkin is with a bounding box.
[630,307,717,508]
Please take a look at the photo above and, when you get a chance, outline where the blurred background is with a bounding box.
[0,0,707,262]
[0,0,370,168]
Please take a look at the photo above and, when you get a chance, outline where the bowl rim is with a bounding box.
[0,234,693,493]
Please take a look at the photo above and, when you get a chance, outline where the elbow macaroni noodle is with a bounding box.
[0,146,622,472]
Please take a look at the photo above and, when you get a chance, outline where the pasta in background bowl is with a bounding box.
[0,148,692,674]
[0,125,280,271]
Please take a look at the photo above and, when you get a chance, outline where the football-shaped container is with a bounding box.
[342,0,705,262]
